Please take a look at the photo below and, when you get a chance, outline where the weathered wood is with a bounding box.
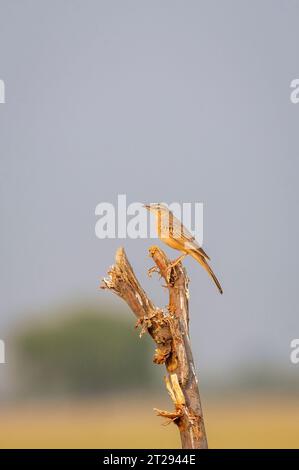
[102,246,208,449]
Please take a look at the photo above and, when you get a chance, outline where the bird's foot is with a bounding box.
[148,265,159,277]
[167,254,187,272]
[165,254,187,283]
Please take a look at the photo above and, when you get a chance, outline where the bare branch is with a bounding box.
[102,245,208,449]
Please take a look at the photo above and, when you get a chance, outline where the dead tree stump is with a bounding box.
[101,246,208,449]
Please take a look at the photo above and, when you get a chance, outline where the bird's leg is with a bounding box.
[167,253,188,271]
[148,265,159,277]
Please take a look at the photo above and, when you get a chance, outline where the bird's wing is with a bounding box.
[186,243,211,261]
[168,212,211,260]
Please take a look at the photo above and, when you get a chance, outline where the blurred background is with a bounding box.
[0,0,299,448]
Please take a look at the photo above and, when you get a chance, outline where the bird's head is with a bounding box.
[143,203,169,214]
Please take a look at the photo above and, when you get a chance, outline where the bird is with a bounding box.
[144,203,223,294]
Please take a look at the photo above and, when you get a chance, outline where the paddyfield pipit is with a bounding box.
[144,203,223,294]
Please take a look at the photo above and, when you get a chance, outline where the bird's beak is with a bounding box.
[143,204,150,210]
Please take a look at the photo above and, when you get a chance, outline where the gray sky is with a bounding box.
[0,0,298,377]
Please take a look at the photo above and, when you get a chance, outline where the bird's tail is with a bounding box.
[190,249,223,294]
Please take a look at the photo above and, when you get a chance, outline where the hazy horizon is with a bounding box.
[1,1,298,379]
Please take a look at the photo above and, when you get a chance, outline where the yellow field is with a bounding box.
[0,394,298,448]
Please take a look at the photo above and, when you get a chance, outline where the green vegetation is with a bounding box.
[13,304,155,397]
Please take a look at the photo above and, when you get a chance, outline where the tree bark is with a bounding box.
[101,245,208,449]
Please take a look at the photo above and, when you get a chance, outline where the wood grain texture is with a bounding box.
[102,246,208,449]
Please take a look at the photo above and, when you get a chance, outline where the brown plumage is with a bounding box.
[145,203,223,294]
